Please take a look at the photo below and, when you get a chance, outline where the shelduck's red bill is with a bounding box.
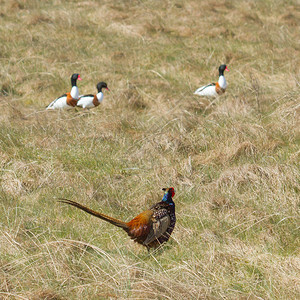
[105,87,110,91]
[78,75,82,80]
[225,66,229,71]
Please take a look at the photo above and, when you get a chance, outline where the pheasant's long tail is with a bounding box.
[58,198,128,229]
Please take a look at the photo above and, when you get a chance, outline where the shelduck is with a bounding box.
[76,82,109,109]
[46,73,82,109]
[194,64,229,96]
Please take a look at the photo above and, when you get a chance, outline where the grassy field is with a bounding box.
[0,0,299,299]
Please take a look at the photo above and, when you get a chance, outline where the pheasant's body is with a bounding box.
[59,187,176,249]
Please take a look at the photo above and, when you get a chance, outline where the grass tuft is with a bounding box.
[0,0,299,299]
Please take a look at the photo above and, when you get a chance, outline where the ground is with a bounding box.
[0,0,299,299]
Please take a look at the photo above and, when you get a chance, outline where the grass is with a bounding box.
[0,0,299,299]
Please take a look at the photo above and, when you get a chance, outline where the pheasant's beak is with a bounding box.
[162,188,168,192]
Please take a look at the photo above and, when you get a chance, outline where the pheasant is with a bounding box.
[59,187,176,249]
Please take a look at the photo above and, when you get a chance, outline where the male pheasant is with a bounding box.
[59,187,176,249]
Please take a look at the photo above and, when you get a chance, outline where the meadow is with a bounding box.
[0,0,299,299]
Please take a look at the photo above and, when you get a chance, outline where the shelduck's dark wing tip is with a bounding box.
[79,94,94,98]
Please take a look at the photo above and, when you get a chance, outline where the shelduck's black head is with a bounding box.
[162,187,175,206]
[71,73,81,86]
[96,82,110,93]
[218,65,229,76]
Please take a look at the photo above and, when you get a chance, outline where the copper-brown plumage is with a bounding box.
[66,92,78,107]
[59,187,176,249]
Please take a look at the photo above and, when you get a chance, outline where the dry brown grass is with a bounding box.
[0,0,299,299]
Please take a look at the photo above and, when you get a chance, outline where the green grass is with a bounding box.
[0,0,299,299]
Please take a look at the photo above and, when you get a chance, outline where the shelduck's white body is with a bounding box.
[77,92,104,109]
[194,65,229,97]
[46,96,68,110]
[77,82,109,109]
[46,74,81,110]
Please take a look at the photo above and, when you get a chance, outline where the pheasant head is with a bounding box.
[162,187,175,205]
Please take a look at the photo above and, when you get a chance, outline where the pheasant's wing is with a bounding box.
[127,210,154,240]
[143,210,170,246]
